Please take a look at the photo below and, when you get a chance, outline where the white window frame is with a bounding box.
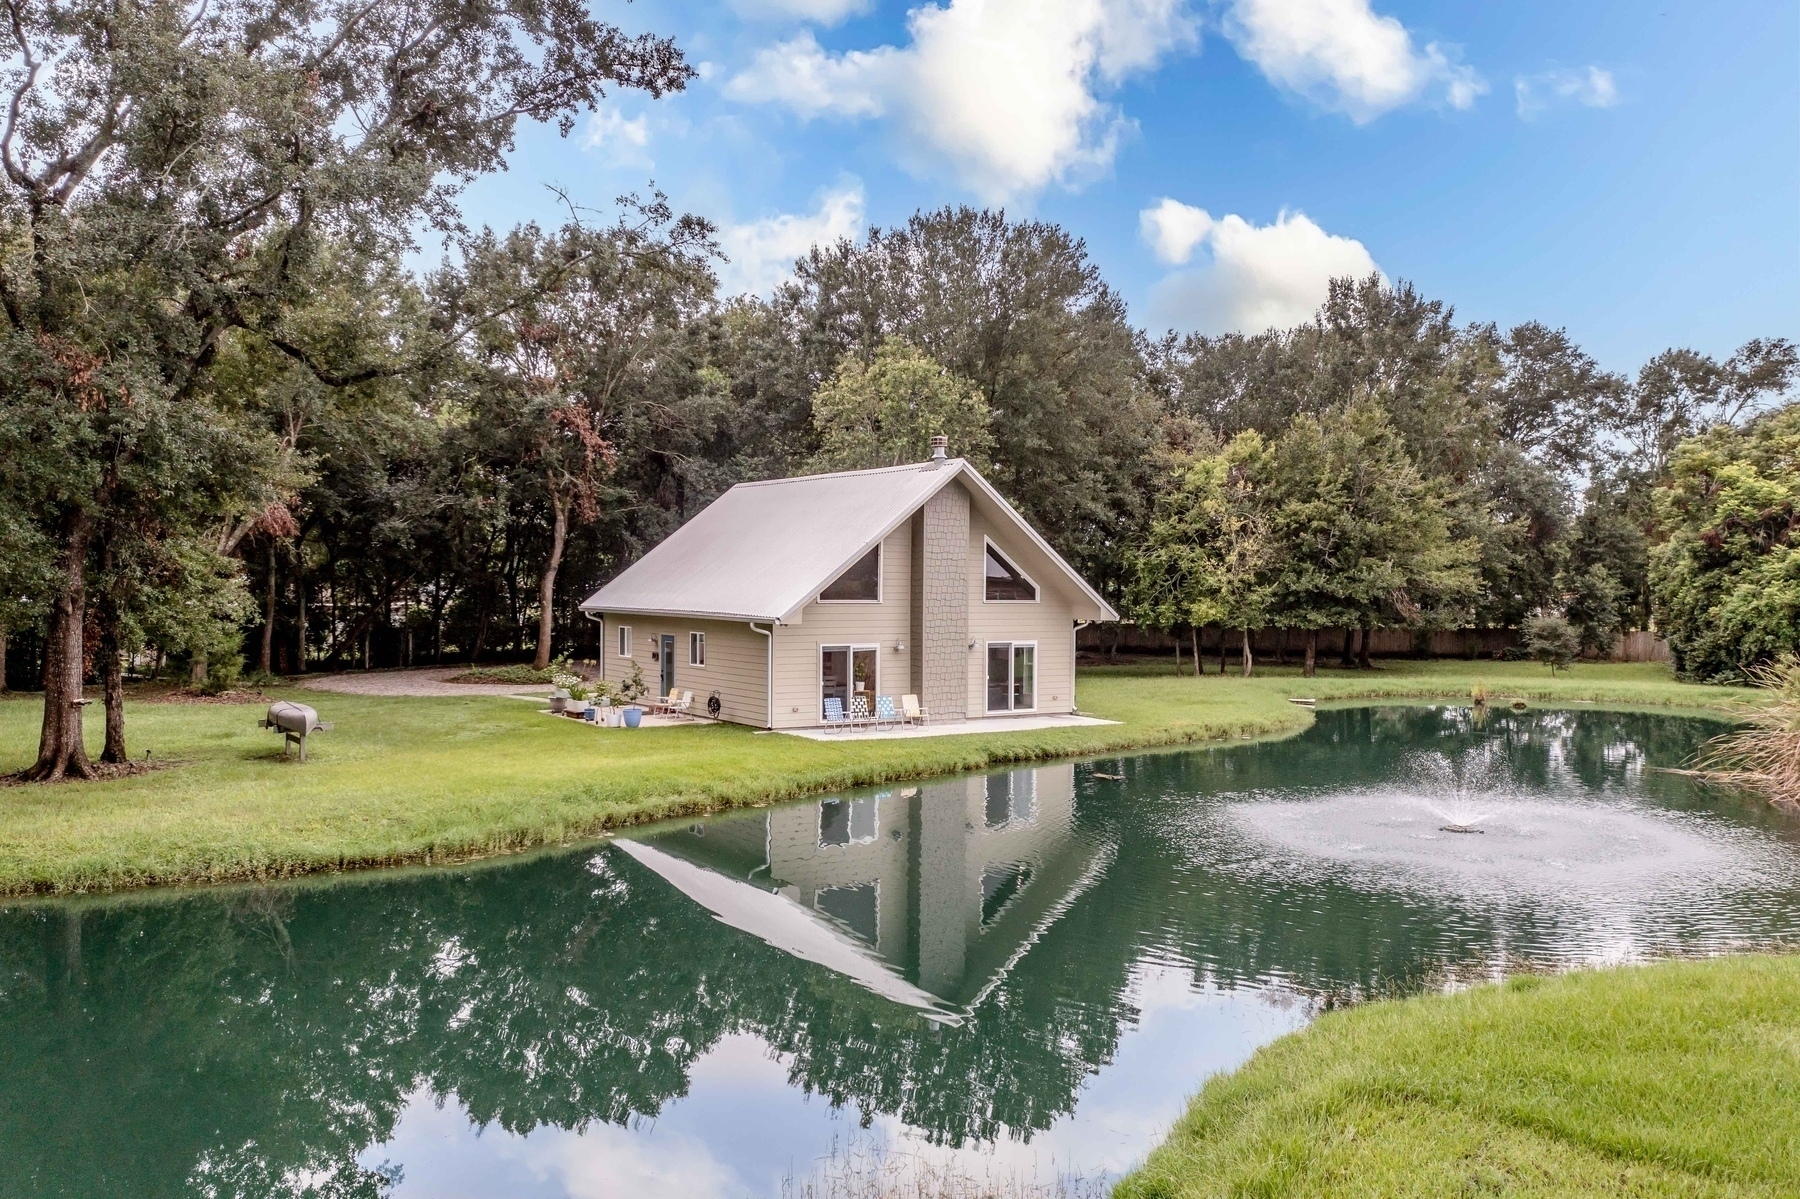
[818,544,884,604]
[815,793,884,849]
[689,631,706,667]
[617,625,632,658]
[818,643,881,722]
[981,537,1040,604]
[984,639,1038,713]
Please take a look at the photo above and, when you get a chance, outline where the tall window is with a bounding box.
[689,631,706,666]
[617,626,632,658]
[820,545,881,602]
[983,543,1037,602]
[986,642,1036,712]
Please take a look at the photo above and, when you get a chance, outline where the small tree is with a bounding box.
[1524,614,1580,674]
[810,342,995,471]
[1128,432,1275,676]
[1562,562,1625,657]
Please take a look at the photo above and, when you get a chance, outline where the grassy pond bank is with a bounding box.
[0,660,1757,896]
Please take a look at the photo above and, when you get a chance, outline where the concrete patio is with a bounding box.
[772,713,1117,741]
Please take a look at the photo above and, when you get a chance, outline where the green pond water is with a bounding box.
[3,705,1799,1198]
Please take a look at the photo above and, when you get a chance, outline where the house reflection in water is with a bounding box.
[613,764,1112,1015]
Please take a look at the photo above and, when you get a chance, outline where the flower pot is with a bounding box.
[549,695,568,714]
[622,707,643,729]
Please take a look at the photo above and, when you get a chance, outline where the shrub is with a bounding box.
[445,664,557,685]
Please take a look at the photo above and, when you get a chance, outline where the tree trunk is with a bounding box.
[1339,627,1354,668]
[1172,629,1181,676]
[1275,629,1287,667]
[1358,624,1373,670]
[1241,627,1254,677]
[27,514,96,781]
[1190,626,1200,677]
[98,582,127,765]
[0,630,7,692]
[534,488,570,671]
[1217,626,1227,674]
[259,539,277,675]
[1304,629,1318,678]
[295,546,307,673]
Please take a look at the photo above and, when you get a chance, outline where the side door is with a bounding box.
[660,634,677,697]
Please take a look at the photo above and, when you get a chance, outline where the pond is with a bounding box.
[3,705,1799,1198]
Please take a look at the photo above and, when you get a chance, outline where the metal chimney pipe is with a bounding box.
[928,434,948,463]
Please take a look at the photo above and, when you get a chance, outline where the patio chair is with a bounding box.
[648,690,679,715]
[666,691,695,718]
[848,694,873,728]
[901,694,930,726]
[874,695,901,730]
[822,697,850,732]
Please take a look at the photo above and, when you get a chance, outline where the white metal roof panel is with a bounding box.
[579,459,1119,623]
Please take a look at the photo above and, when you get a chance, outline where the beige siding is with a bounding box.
[964,506,1077,717]
[597,615,770,727]
[770,525,914,728]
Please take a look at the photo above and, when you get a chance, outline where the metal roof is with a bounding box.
[579,459,1117,623]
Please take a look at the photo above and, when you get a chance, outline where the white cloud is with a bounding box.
[717,183,866,296]
[1224,0,1484,122]
[1142,200,1380,334]
[727,32,900,119]
[1140,196,1216,265]
[728,0,873,24]
[581,108,652,165]
[726,0,1199,202]
[1514,66,1618,119]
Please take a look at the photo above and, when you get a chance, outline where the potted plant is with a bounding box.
[552,670,591,717]
[619,663,648,727]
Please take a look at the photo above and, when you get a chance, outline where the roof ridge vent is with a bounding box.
[927,435,948,467]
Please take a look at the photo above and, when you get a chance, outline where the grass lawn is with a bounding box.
[0,659,1753,895]
[1113,954,1800,1199]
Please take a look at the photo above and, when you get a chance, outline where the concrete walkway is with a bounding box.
[774,713,1117,742]
[295,667,552,698]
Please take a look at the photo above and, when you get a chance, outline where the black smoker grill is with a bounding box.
[260,701,333,762]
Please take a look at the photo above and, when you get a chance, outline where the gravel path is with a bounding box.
[293,668,551,698]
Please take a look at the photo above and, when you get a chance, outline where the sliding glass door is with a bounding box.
[820,645,879,720]
[985,642,1036,712]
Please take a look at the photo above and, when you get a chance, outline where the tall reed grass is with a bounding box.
[1692,656,1800,808]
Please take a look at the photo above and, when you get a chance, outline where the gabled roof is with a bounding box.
[579,459,1117,623]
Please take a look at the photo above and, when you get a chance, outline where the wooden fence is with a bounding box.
[1080,624,1670,663]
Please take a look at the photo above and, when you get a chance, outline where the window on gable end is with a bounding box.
[984,543,1037,602]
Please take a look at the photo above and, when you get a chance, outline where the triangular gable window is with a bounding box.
[984,543,1037,602]
[820,546,882,602]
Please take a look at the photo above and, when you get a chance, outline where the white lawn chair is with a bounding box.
[901,694,930,726]
[648,690,679,715]
[667,691,695,718]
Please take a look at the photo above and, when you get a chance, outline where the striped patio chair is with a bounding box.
[822,697,850,732]
[848,694,872,728]
[875,695,901,730]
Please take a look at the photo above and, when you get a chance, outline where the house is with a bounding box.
[579,438,1118,728]
[614,763,1108,1013]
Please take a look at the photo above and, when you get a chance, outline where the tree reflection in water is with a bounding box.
[0,707,1794,1199]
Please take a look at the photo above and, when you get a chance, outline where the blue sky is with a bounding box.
[453,0,1798,374]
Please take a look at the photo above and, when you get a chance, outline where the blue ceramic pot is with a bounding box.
[622,707,643,729]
